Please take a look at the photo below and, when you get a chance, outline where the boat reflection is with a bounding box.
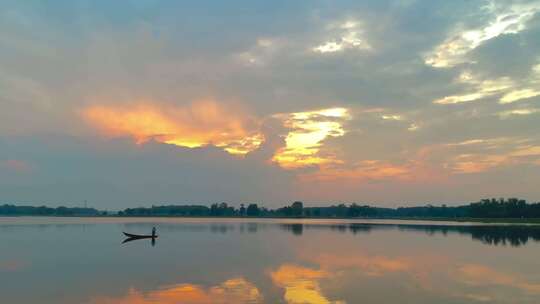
[122,228,158,246]
[122,236,156,246]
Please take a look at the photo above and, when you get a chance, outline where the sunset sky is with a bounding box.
[1,0,540,209]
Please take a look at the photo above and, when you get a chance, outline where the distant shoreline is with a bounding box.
[2,214,540,224]
[3,198,540,224]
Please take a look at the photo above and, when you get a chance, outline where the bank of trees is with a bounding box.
[3,198,540,219]
[117,198,540,218]
[0,204,101,216]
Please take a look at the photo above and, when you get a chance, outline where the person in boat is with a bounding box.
[152,227,156,238]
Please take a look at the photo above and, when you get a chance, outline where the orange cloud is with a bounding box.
[90,277,262,304]
[448,154,509,174]
[82,100,263,155]
[270,264,344,304]
[445,144,540,174]
[299,160,412,182]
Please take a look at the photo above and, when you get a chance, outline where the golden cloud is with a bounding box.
[272,107,350,169]
[82,100,264,155]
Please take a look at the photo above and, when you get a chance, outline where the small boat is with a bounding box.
[123,232,158,238]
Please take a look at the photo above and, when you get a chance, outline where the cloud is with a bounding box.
[299,160,412,183]
[89,278,262,304]
[381,114,404,121]
[407,123,420,131]
[440,137,540,173]
[425,2,540,68]
[500,88,540,103]
[433,72,513,104]
[83,100,264,155]
[235,38,282,67]
[497,108,540,118]
[313,20,372,54]
[272,107,351,169]
[447,154,509,174]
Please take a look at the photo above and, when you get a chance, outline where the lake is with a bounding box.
[1,217,540,303]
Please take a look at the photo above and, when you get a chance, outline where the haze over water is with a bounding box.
[2,217,540,304]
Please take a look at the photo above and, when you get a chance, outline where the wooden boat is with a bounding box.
[123,232,158,238]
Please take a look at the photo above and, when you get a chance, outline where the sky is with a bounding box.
[1,0,540,209]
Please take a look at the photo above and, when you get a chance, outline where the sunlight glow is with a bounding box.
[83,100,263,155]
[272,107,350,169]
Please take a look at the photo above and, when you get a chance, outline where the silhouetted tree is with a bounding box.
[291,201,303,217]
[239,204,246,216]
[246,204,260,216]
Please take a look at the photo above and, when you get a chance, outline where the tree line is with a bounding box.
[119,198,540,218]
[2,198,540,219]
[0,204,102,216]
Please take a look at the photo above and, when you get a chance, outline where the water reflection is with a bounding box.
[90,278,262,304]
[270,264,343,304]
[456,264,540,294]
[279,223,540,247]
[280,223,304,236]
[3,218,540,303]
[120,221,540,247]
[122,236,156,246]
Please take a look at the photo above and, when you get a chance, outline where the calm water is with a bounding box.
[1,217,540,304]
